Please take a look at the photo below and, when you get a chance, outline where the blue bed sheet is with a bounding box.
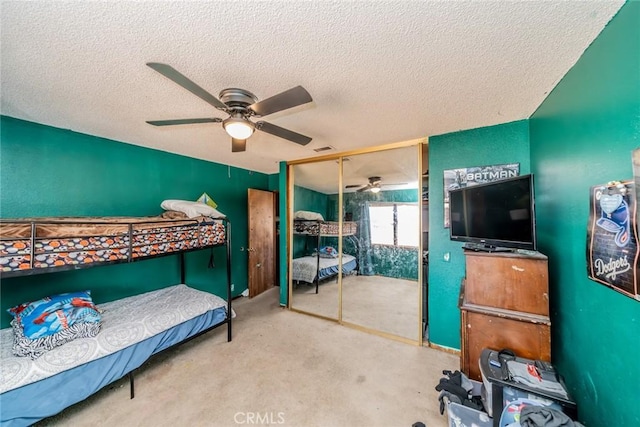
[0,306,227,427]
[317,257,357,280]
[291,254,357,284]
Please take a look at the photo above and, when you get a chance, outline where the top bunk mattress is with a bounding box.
[293,220,357,236]
[0,216,226,276]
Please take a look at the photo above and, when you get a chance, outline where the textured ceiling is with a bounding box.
[294,145,421,194]
[1,1,624,175]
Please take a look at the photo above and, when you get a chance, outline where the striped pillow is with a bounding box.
[11,318,101,359]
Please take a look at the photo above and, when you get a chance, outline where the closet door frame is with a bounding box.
[287,138,426,346]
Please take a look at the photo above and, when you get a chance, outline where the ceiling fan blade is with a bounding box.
[249,86,312,117]
[345,184,363,189]
[231,138,247,153]
[146,62,228,111]
[256,121,312,146]
[357,185,372,193]
[146,118,222,126]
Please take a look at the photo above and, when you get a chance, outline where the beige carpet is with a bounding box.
[36,287,457,427]
[291,275,420,340]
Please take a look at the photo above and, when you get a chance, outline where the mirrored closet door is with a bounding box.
[341,146,421,341]
[288,141,423,343]
[289,159,340,320]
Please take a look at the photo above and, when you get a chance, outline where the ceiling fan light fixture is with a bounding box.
[370,186,381,193]
[223,116,254,140]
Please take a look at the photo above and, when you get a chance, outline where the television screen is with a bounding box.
[449,174,536,251]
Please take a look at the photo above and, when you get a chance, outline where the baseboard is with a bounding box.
[425,341,461,356]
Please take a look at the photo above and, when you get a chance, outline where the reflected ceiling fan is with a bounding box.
[145,62,313,152]
[345,176,407,193]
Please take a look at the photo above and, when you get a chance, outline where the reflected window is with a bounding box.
[369,203,419,247]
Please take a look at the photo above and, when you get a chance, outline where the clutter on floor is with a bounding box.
[436,348,583,427]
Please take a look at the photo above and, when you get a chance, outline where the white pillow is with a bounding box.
[294,210,324,221]
[161,200,226,219]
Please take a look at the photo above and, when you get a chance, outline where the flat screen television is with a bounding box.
[448,174,536,251]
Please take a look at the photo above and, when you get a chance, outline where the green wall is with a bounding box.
[293,185,329,215]
[0,116,269,328]
[292,185,329,258]
[268,173,279,191]
[529,2,640,426]
[428,120,531,349]
[278,161,288,305]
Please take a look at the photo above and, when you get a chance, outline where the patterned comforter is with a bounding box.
[293,220,357,236]
[0,216,226,275]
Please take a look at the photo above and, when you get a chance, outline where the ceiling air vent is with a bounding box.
[313,146,334,152]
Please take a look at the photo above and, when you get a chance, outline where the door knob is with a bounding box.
[256,263,262,268]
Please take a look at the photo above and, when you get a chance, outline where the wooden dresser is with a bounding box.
[459,250,551,381]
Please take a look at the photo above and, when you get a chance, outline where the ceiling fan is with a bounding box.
[345,176,406,193]
[145,62,313,152]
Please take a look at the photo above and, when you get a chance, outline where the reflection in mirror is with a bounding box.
[339,146,421,341]
[289,160,340,319]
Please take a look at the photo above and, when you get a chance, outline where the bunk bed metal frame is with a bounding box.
[293,219,358,294]
[0,216,232,418]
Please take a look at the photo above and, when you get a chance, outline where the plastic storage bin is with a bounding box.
[480,375,561,418]
[498,398,545,427]
[479,350,572,419]
[447,402,492,427]
[446,380,491,427]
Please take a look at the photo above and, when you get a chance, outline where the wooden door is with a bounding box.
[248,189,276,297]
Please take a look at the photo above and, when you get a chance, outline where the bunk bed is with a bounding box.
[0,215,232,426]
[292,217,358,293]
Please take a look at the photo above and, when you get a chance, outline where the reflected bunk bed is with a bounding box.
[0,215,232,426]
[292,218,358,293]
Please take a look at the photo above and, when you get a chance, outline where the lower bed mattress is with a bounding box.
[292,254,357,284]
[0,284,230,427]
